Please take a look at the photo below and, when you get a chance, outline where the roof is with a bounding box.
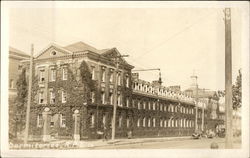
[63,41,110,54]
[9,46,30,58]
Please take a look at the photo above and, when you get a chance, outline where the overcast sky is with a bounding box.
[9,7,242,91]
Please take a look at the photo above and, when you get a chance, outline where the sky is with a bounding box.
[8,7,242,91]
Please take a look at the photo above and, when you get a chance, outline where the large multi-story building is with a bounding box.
[9,47,30,137]
[17,41,224,141]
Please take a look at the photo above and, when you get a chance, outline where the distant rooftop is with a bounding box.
[9,46,30,58]
[63,41,110,54]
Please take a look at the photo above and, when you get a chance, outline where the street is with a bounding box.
[90,137,241,149]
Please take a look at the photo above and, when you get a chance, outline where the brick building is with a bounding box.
[9,47,30,137]
[17,41,224,141]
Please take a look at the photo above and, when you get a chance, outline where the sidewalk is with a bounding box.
[9,136,192,149]
[58,136,192,148]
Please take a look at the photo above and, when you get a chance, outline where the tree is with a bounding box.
[9,69,28,138]
[232,69,242,110]
[217,69,242,110]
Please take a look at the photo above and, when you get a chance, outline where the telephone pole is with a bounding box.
[111,54,129,140]
[24,44,34,144]
[224,8,233,148]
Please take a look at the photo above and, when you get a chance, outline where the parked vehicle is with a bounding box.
[192,132,201,139]
[218,128,226,138]
[207,130,215,139]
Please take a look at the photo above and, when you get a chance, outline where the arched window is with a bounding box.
[180,119,183,128]
[175,119,178,127]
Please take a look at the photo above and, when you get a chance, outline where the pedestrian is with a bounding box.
[103,126,108,141]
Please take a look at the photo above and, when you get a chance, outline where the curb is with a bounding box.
[84,137,192,148]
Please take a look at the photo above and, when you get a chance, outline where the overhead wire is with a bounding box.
[134,10,218,60]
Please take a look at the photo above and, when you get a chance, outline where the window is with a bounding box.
[9,79,14,89]
[126,76,129,87]
[50,91,55,104]
[160,119,163,127]
[164,120,167,127]
[168,119,171,127]
[164,105,167,111]
[62,67,68,80]
[62,91,67,103]
[126,98,129,107]
[137,118,140,127]
[153,118,156,127]
[101,92,105,104]
[117,94,121,106]
[51,51,57,56]
[175,106,178,112]
[160,104,163,111]
[117,73,121,85]
[180,119,183,127]
[138,101,141,109]
[91,67,95,80]
[90,113,95,128]
[37,114,43,128]
[39,91,44,104]
[126,118,130,128]
[50,115,55,127]
[148,118,151,127]
[148,102,151,110]
[175,119,178,127]
[143,117,146,127]
[50,68,56,81]
[109,72,113,83]
[101,70,106,82]
[132,99,135,107]
[91,92,95,103]
[143,101,146,109]
[153,102,156,110]
[109,93,113,105]
[118,115,122,128]
[39,69,45,82]
[102,114,106,127]
[60,114,66,127]
[171,119,174,127]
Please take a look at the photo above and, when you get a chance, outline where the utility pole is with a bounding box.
[24,44,34,144]
[224,8,233,148]
[191,72,199,133]
[111,54,129,140]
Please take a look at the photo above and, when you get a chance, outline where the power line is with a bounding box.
[134,11,217,60]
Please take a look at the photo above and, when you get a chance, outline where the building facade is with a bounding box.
[9,47,30,138]
[18,42,224,141]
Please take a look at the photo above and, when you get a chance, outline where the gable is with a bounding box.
[101,48,129,65]
[35,44,72,60]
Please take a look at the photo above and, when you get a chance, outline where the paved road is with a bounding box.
[91,137,241,149]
